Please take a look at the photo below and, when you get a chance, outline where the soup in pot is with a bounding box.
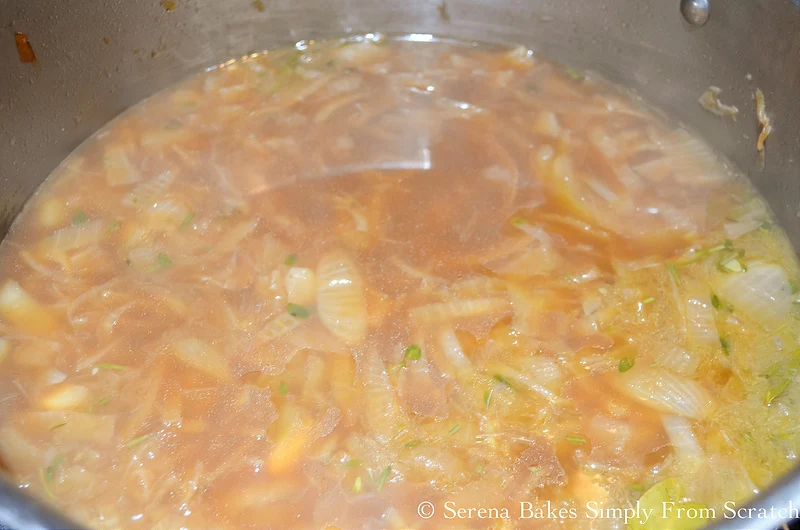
[0,37,798,529]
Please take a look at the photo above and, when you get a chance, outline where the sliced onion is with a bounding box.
[40,220,105,258]
[363,354,406,443]
[438,327,471,370]
[103,145,141,187]
[255,312,302,345]
[37,382,90,411]
[316,251,367,345]
[21,411,116,444]
[411,297,509,324]
[654,343,700,377]
[0,280,59,335]
[617,367,712,419]
[122,171,174,208]
[684,291,718,346]
[662,415,704,462]
[715,264,793,330]
[724,220,762,240]
[170,337,233,382]
[285,267,317,306]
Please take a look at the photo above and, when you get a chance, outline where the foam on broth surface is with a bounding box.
[0,36,798,529]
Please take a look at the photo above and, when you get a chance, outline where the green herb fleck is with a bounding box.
[618,357,635,373]
[666,263,680,283]
[352,476,363,493]
[511,217,526,226]
[284,253,298,266]
[375,465,392,491]
[475,464,485,474]
[493,374,515,389]
[565,435,586,445]
[711,293,722,310]
[790,280,799,295]
[404,439,422,449]
[404,344,422,361]
[156,252,173,269]
[760,221,773,230]
[642,297,656,305]
[98,397,111,406]
[126,434,149,448]
[97,363,128,371]
[343,459,362,467]
[764,351,800,405]
[107,220,123,233]
[448,424,461,435]
[484,389,493,408]
[179,212,195,230]
[71,210,89,226]
[286,303,310,318]
[720,337,731,356]
[49,422,67,431]
[279,380,289,395]
[629,483,645,492]
[564,274,578,283]
[565,68,586,82]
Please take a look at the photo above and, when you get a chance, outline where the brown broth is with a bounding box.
[0,36,798,530]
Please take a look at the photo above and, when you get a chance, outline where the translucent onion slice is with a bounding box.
[724,220,762,240]
[411,297,509,324]
[40,220,105,258]
[285,267,317,306]
[122,171,174,208]
[169,337,233,383]
[662,415,704,463]
[654,344,700,377]
[715,264,793,330]
[0,280,60,335]
[316,251,367,346]
[618,368,712,419]
[684,291,719,346]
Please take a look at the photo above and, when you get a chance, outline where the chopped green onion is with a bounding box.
[642,297,656,305]
[352,476,363,493]
[156,252,173,268]
[126,434,150,448]
[179,212,195,230]
[764,351,800,405]
[618,357,635,373]
[284,253,298,266]
[404,439,422,449]
[666,263,680,283]
[720,337,731,356]
[97,363,128,371]
[493,374,515,389]
[711,293,722,310]
[719,257,745,273]
[475,464,485,474]
[278,380,289,395]
[565,68,585,81]
[49,422,67,431]
[790,280,799,295]
[343,459,362,467]
[286,303,310,318]
[106,220,123,233]
[566,435,586,445]
[71,210,89,226]
[403,344,422,361]
[629,483,645,492]
[511,217,526,226]
[760,221,773,230]
[448,424,461,435]
[98,397,111,406]
[484,389,493,408]
[375,465,392,491]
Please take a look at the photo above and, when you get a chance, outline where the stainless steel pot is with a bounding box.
[1,1,799,528]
